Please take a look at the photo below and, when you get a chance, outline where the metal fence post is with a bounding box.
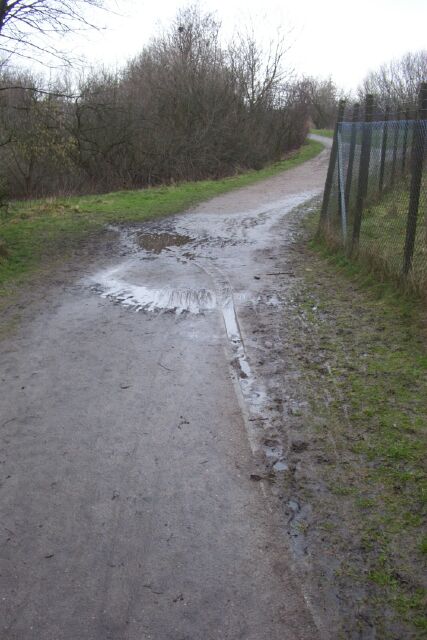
[344,102,360,210]
[351,94,374,254]
[350,94,374,253]
[403,83,427,275]
[379,105,390,194]
[319,99,346,228]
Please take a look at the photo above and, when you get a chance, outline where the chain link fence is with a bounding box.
[318,86,427,293]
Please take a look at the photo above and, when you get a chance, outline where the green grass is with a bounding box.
[322,175,427,294]
[0,139,323,292]
[360,185,427,289]
[310,128,334,138]
[300,204,427,635]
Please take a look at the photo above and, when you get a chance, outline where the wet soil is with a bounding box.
[137,232,192,253]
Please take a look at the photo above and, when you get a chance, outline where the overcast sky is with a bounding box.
[36,0,427,91]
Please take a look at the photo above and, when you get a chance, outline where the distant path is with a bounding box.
[309,132,333,145]
[0,139,332,640]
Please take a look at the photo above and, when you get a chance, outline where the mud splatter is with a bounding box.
[138,232,191,254]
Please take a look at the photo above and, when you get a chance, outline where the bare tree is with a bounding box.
[229,28,290,111]
[0,0,106,64]
[359,50,427,110]
[297,76,344,129]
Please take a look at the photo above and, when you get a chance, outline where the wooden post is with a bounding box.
[401,107,410,174]
[351,94,374,254]
[379,105,390,194]
[403,83,427,275]
[344,102,360,210]
[390,109,399,187]
[319,99,346,228]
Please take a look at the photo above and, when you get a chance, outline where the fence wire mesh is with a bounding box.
[321,108,427,292]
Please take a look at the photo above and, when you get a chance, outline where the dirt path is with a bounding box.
[0,141,332,640]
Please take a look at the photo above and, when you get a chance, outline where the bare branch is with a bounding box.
[0,0,107,64]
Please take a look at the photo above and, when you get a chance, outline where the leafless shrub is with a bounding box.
[0,5,311,199]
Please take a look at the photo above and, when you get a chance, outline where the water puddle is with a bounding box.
[273,460,289,473]
[137,232,191,253]
[193,259,269,438]
[91,192,315,473]
[91,264,216,314]
[265,445,283,460]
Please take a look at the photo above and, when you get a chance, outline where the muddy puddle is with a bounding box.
[137,232,192,253]
[91,263,217,315]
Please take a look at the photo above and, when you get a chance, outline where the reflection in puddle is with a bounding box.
[273,460,289,472]
[138,232,191,253]
[91,264,216,314]
[265,445,283,459]
[190,258,270,430]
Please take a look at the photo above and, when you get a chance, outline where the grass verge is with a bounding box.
[360,185,427,292]
[292,204,426,636]
[310,128,334,138]
[0,140,323,293]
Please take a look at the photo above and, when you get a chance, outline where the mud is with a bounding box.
[137,231,192,253]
